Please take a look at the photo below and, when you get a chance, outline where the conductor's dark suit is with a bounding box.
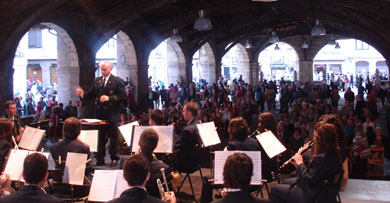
[0,185,65,203]
[82,74,125,164]
[50,138,90,169]
[174,118,201,173]
[107,187,165,203]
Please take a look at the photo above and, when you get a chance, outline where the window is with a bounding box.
[355,40,369,50]
[28,28,42,48]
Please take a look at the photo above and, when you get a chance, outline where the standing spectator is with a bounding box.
[64,100,77,119]
[344,87,355,104]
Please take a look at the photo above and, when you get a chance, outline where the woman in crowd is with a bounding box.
[270,122,343,203]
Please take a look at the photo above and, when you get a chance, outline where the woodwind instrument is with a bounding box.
[157,168,170,201]
[271,140,314,178]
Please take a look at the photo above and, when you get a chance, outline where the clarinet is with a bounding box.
[249,128,261,138]
[271,140,314,178]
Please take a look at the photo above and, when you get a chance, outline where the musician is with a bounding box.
[256,112,279,182]
[269,122,343,203]
[76,61,126,167]
[0,119,12,171]
[3,100,24,143]
[213,153,270,203]
[149,109,165,126]
[174,101,201,172]
[201,117,260,203]
[0,153,65,203]
[50,117,91,170]
[108,154,175,203]
[318,114,347,162]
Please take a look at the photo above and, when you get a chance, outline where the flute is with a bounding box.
[279,140,314,170]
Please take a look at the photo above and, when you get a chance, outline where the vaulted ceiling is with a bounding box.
[1,0,390,60]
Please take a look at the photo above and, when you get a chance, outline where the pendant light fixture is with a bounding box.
[302,40,309,49]
[311,19,326,36]
[269,31,279,44]
[194,10,212,31]
[244,40,252,49]
[335,42,341,49]
[170,28,182,43]
[274,43,280,50]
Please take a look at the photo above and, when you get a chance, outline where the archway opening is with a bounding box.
[221,43,250,83]
[192,42,216,85]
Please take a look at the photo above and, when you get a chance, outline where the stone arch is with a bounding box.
[258,42,299,82]
[116,31,138,98]
[222,43,251,83]
[193,42,216,84]
[13,22,79,105]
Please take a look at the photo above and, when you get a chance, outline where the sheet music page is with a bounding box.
[4,149,29,181]
[131,126,174,153]
[114,170,129,198]
[88,170,117,202]
[18,126,45,151]
[196,122,221,147]
[81,119,102,123]
[256,131,286,158]
[214,151,262,185]
[118,121,139,146]
[63,152,87,186]
[79,130,98,152]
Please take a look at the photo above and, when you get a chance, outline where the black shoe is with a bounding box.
[110,160,118,167]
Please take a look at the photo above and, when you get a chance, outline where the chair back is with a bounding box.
[315,169,344,203]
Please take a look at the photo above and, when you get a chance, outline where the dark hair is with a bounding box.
[149,109,164,125]
[312,122,341,163]
[0,118,12,141]
[62,117,81,140]
[223,153,253,190]
[123,154,150,186]
[139,129,159,154]
[4,100,15,109]
[228,117,249,142]
[184,102,198,117]
[258,112,278,137]
[23,153,48,184]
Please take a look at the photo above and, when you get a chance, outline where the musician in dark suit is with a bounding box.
[3,100,24,143]
[213,153,270,203]
[76,61,126,167]
[174,101,201,172]
[50,117,90,170]
[201,117,260,203]
[108,154,175,203]
[0,153,65,203]
[0,119,12,171]
[269,122,343,203]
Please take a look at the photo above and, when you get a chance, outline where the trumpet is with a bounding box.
[157,168,170,201]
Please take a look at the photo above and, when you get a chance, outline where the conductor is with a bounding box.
[76,61,126,167]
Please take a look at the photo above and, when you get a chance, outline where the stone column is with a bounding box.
[249,62,260,86]
[299,60,313,84]
[185,60,193,86]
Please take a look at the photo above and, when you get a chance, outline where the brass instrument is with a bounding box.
[271,140,314,178]
[157,168,170,201]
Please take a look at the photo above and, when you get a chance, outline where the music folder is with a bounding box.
[18,126,45,151]
[88,170,128,202]
[131,125,174,153]
[214,151,262,185]
[255,131,286,159]
[62,152,87,186]
[196,121,221,147]
[118,121,139,146]
[4,149,50,181]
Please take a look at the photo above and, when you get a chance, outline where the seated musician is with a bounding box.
[0,153,65,203]
[0,119,12,171]
[137,129,173,199]
[213,153,270,203]
[201,117,260,203]
[269,122,343,203]
[3,100,24,143]
[108,154,175,203]
[50,117,91,170]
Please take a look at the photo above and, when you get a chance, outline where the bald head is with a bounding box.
[101,61,113,77]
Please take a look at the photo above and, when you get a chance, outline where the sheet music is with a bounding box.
[81,119,102,123]
[196,122,221,147]
[63,152,87,186]
[30,151,50,159]
[18,126,45,151]
[118,121,139,146]
[114,170,129,198]
[131,126,174,153]
[88,170,118,202]
[256,131,286,158]
[79,130,98,152]
[214,151,262,185]
[4,149,30,181]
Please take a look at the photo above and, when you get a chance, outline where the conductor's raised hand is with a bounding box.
[76,87,84,97]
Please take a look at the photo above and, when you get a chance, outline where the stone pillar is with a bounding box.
[299,60,313,84]
[185,60,193,86]
[136,58,149,112]
[41,62,51,87]
[56,34,79,105]
[249,62,260,86]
